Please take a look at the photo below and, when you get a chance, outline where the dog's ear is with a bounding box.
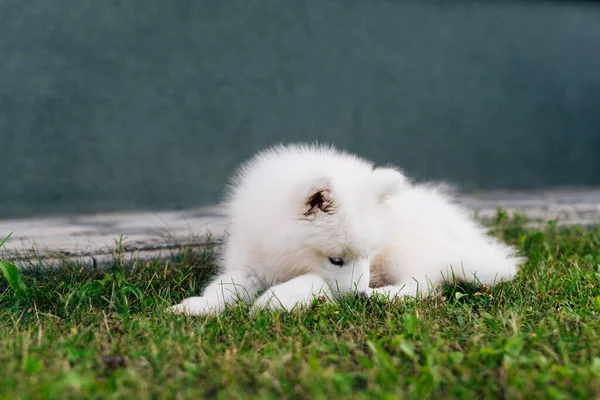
[302,183,334,219]
[373,167,406,203]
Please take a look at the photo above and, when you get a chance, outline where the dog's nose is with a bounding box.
[357,291,369,300]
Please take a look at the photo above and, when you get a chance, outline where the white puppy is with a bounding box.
[170,144,523,315]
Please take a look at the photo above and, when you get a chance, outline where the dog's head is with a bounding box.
[297,166,405,297]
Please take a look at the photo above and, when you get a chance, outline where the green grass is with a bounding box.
[1,213,600,399]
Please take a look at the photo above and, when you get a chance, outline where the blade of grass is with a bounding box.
[0,232,12,248]
[0,259,28,298]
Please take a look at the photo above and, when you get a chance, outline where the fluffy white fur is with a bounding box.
[170,143,524,315]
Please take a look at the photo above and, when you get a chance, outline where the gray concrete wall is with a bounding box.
[1,1,599,218]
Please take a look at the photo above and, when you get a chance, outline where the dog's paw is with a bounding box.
[251,289,308,313]
[250,274,333,314]
[251,286,331,314]
[168,296,223,316]
[366,284,416,300]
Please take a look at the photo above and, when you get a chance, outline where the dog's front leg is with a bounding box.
[252,273,332,313]
[368,276,437,300]
[170,269,262,316]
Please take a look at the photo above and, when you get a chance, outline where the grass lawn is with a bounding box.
[1,212,600,399]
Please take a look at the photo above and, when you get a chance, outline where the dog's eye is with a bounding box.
[328,257,344,267]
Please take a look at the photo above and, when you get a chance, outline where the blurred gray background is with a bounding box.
[1,0,599,218]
